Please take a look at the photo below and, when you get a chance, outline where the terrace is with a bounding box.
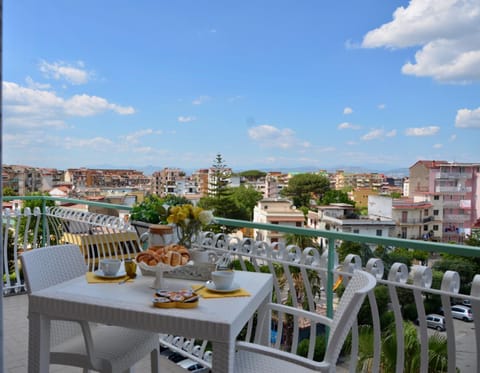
[2,196,480,372]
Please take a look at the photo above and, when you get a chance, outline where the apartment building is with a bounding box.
[151,168,185,195]
[64,168,151,191]
[2,165,64,195]
[368,195,437,240]
[253,198,305,244]
[331,170,386,190]
[409,160,479,243]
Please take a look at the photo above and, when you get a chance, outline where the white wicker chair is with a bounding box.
[21,244,160,373]
[234,269,376,373]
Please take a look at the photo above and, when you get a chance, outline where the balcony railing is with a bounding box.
[2,196,480,372]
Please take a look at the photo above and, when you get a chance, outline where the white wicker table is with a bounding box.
[27,270,273,373]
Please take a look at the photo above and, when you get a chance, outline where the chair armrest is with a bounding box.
[236,341,331,371]
[266,303,333,327]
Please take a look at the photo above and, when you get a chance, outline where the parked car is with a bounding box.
[177,358,210,372]
[451,305,473,321]
[425,314,446,331]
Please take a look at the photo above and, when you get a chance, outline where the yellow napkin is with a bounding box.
[192,284,251,298]
[86,272,133,284]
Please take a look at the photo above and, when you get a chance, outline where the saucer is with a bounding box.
[93,269,127,279]
[205,281,240,293]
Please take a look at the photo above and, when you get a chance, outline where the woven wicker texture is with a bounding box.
[234,270,376,373]
[21,244,160,373]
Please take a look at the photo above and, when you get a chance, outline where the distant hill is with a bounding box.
[87,163,409,177]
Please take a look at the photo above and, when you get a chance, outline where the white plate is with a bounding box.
[205,281,240,293]
[93,269,127,279]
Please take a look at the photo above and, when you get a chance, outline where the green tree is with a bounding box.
[319,189,355,207]
[336,241,374,264]
[229,186,262,220]
[238,170,267,179]
[198,196,249,233]
[20,192,56,247]
[209,153,231,197]
[280,173,331,209]
[2,187,17,196]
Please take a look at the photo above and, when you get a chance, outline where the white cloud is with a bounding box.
[378,103,386,110]
[25,76,51,90]
[64,94,135,116]
[338,122,361,130]
[455,107,480,128]
[362,0,480,83]
[433,143,443,149]
[63,136,114,150]
[39,60,91,85]
[178,115,196,123]
[361,128,397,140]
[450,134,457,141]
[3,81,135,129]
[192,95,211,105]
[248,125,310,149]
[122,129,158,144]
[405,126,440,136]
[343,107,353,115]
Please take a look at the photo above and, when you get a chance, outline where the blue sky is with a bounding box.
[4,0,479,173]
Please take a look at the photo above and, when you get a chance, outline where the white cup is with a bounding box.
[100,259,121,276]
[211,271,234,290]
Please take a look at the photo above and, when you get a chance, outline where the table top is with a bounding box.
[29,270,273,343]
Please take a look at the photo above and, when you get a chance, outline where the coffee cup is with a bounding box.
[100,259,121,276]
[211,270,234,290]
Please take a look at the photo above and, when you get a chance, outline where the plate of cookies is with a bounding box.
[152,289,199,309]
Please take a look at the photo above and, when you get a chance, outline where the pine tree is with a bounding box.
[208,153,231,197]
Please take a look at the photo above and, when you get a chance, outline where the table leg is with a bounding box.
[28,312,51,373]
[211,341,235,373]
[254,290,272,346]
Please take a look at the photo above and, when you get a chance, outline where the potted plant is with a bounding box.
[129,194,193,238]
[129,195,169,237]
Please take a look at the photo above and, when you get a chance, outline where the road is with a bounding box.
[425,318,476,372]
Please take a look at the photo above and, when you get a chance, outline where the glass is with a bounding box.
[124,259,137,277]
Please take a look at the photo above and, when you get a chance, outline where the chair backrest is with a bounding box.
[21,244,87,293]
[324,269,376,365]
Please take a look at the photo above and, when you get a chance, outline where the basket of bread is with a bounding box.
[136,244,192,288]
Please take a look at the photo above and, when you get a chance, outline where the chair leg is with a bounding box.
[151,348,160,373]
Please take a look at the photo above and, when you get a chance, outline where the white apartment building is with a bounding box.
[253,198,304,244]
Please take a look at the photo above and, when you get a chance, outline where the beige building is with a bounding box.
[253,198,304,244]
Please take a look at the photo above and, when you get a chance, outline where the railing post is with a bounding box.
[326,239,335,319]
[41,197,47,247]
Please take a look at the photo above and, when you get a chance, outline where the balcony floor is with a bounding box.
[3,293,153,373]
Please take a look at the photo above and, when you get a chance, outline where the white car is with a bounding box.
[177,358,209,372]
[451,305,473,322]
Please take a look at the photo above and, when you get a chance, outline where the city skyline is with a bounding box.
[4,1,479,172]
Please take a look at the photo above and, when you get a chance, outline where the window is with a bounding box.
[402,211,408,223]
[376,229,382,236]
[434,210,439,216]
[424,209,429,215]
[433,225,439,231]
[424,225,428,231]
[401,227,407,238]
[296,222,301,227]
[434,195,440,200]
[353,229,359,234]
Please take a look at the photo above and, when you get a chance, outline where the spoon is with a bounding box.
[118,273,136,285]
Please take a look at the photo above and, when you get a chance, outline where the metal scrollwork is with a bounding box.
[366,258,384,280]
[412,265,432,289]
[388,262,409,284]
[441,270,460,294]
[344,254,362,273]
